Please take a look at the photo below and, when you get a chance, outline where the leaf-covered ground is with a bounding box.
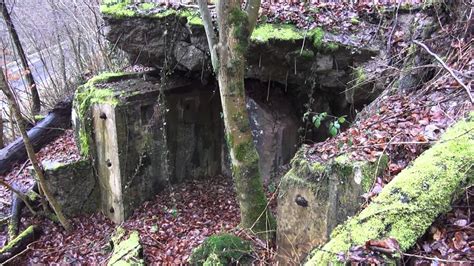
[0,131,277,264]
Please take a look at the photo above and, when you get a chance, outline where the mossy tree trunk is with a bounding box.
[305,114,474,265]
[199,0,274,235]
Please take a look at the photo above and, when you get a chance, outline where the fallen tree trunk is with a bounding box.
[0,225,40,263]
[0,101,71,175]
[305,114,474,265]
[8,183,39,240]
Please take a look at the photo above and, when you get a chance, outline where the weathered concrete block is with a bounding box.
[73,73,223,223]
[38,159,99,217]
[276,148,387,264]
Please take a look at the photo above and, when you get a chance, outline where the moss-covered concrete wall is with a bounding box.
[32,159,99,217]
[276,148,387,264]
[72,72,224,223]
[305,114,474,265]
[101,3,379,94]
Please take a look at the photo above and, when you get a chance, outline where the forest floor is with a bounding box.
[0,131,278,264]
[0,83,471,264]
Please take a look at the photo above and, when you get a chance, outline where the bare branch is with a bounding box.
[197,0,218,73]
[413,40,473,103]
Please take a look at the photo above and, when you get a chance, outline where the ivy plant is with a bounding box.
[303,111,347,137]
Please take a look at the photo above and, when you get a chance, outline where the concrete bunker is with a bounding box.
[72,72,303,223]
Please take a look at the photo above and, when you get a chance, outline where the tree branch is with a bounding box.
[197,0,218,73]
[245,0,261,34]
[413,40,473,103]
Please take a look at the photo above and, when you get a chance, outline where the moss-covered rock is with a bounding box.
[108,229,144,266]
[189,233,253,266]
[251,24,303,43]
[32,159,99,217]
[305,114,474,265]
[276,148,388,264]
[100,0,202,25]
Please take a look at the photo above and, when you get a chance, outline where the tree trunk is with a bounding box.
[215,0,274,236]
[305,114,474,265]
[0,101,71,175]
[0,225,40,263]
[0,110,4,149]
[0,0,40,115]
[0,70,71,231]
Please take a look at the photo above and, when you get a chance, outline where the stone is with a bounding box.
[38,159,99,217]
[73,73,223,223]
[306,114,474,264]
[276,148,388,264]
[247,96,299,184]
[108,228,144,266]
[103,9,379,92]
[345,59,388,106]
[189,233,253,265]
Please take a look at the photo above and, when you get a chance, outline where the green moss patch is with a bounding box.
[310,27,325,48]
[234,140,259,165]
[108,230,144,266]
[189,233,253,265]
[306,114,474,264]
[1,225,37,253]
[100,0,134,18]
[100,0,203,25]
[279,148,387,201]
[73,72,125,156]
[251,24,303,43]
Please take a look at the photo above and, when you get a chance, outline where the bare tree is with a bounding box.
[0,0,40,115]
[198,0,275,236]
[0,110,3,148]
[0,68,71,231]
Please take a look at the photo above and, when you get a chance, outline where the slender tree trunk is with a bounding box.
[0,110,4,148]
[9,105,16,139]
[0,70,71,231]
[201,0,274,236]
[0,0,40,115]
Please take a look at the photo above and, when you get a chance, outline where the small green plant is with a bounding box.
[170,207,178,218]
[303,111,347,137]
[350,17,360,25]
[267,182,276,193]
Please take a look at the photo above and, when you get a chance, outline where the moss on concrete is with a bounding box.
[306,114,474,265]
[73,72,125,156]
[325,42,339,52]
[251,24,303,43]
[100,0,203,26]
[108,230,144,266]
[280,148,386,194]
[353,66,367,86]
[310,27,325,48]
[299,49,315,59]
[100,0,134,18]
[189,233,253,265]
